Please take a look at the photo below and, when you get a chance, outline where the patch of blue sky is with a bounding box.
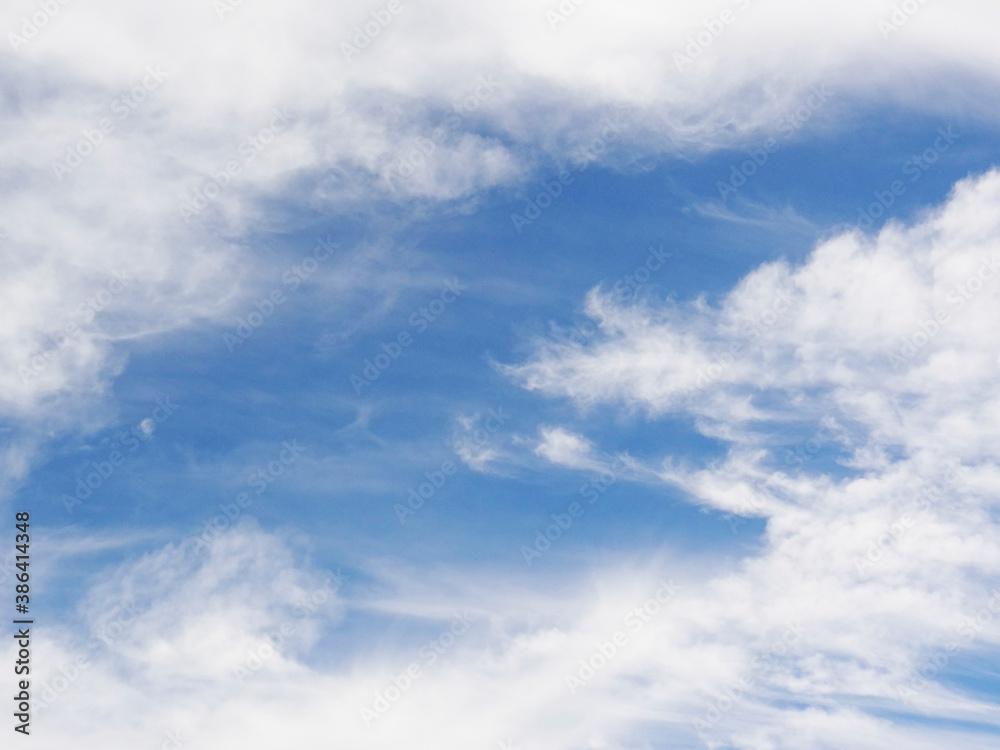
[16,101,1000,658]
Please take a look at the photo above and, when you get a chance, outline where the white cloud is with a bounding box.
[11,521,1000,749]
[498,169,1000,745]
[507,170,1000,433]
[533,426,598,469]
[452,408,513,472]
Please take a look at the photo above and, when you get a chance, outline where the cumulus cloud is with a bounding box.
[498,169,1000,745]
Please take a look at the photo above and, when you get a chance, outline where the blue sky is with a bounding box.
[5,2,1000,748]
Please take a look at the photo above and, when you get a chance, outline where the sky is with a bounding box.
[3,1,1000,748]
